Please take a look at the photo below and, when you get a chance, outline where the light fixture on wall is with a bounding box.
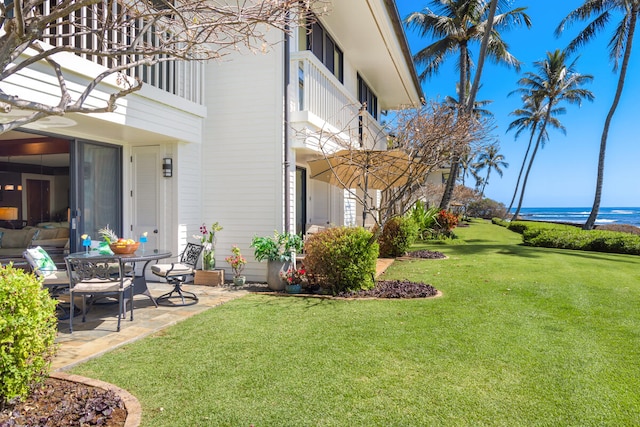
[162,158,173,177]
[0,207,18,220]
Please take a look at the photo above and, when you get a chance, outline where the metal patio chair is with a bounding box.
[65,256,133,332]
[151,242,203,306]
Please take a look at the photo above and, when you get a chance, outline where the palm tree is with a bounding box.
[457,148,477,187]
[556,1,639,230]
[506,95,566,215]
[511,50,594,221]
[405,0,531,210]
[473,144,508,197]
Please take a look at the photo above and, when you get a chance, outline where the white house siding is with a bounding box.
[202,35,287,281]
[2,52,205,144]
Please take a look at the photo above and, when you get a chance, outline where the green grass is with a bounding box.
[71,220,640,426]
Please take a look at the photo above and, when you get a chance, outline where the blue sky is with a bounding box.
[395,0,640,208]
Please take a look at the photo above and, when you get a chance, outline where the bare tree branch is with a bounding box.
[0,0,328,132]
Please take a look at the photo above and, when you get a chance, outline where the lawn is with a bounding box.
[70,220,640,426]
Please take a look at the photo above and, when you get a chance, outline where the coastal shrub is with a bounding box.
[303,227,378,294]
[492,218,509,227]
[467,199,508,219]
[0,264,57,407]
[407,201,440,239]
[523,228,640,255]
[377,216,419,258]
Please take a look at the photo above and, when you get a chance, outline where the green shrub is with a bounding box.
[522,226,640,255]
[0,264,57,407]
[407,201,440,239]
[492,218,509,227]
[377,216,419,258]
[303,227,378,294]
[467,199,507,219]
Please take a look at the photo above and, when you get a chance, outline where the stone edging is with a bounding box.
[50,372,142,427]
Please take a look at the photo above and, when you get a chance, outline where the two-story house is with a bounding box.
[0,0,421,281]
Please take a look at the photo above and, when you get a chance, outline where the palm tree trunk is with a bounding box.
[507,126,536,214]
[513,109,552,221]
[584,7,637,230]
[440,41,470,210]
[467,0,498,111]
[481,170,490,197]
[439,160,459,210]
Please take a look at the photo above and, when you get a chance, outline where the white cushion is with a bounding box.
[151,263,194,277]
[24,246,57,276]
[72,277,132,293]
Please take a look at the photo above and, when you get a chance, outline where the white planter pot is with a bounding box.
[266,260,291,291]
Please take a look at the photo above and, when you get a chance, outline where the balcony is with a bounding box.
[35,0,204,105]
[290,51,386,152]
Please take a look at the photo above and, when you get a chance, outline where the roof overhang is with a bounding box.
[319,0,423,110]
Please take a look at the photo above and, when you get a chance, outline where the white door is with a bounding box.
[309,180,331,228]
[131,146,161,278]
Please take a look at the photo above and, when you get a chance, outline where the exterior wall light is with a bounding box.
[162,158,173,177]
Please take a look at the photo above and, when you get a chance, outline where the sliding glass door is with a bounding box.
[69,140,122,252]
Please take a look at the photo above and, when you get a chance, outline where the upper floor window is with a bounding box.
[358,74,378,120]
[302,18,344,83]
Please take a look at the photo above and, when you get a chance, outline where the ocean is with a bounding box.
[514,207,640,227]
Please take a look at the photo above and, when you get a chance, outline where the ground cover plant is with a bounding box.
[70,219,640,426]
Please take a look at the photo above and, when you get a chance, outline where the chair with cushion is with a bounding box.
[64,256,133,332]
[151,243,203,306]
[23,246,70,296]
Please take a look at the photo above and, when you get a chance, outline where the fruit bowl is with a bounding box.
[109,242,140,254]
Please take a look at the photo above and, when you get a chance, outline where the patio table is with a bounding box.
[66,248,172,307]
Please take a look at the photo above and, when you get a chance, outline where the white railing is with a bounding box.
[291,51,386,150]
[36,0,204,105]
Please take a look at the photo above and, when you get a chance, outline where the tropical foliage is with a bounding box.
[405,0,531,209]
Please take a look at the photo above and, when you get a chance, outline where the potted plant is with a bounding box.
[225,245,247,286]
[195,222,223,270]
[280,266,306,294]
[251,231,303,290]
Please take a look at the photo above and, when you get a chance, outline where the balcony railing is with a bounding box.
[36,0,204,105]
[291,51,386,151]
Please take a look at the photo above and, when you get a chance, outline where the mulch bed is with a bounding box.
[0,377,126,427]
[405,250,447,259]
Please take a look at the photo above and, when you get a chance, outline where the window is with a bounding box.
[358,74,378,120]
[305,19,344,83]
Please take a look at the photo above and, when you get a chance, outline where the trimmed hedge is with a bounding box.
[525,228,640,255]
[492,219,640,255]
[303,227,379,294]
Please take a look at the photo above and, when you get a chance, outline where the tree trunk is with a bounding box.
[512,108,552,221]
[467,0,498,111]
[439,160,459,210]
[507,127,536,214]
[584,7,637,230]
